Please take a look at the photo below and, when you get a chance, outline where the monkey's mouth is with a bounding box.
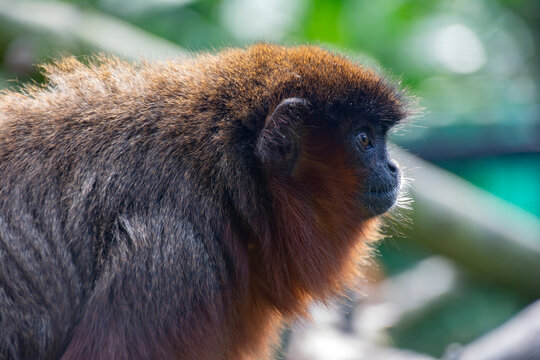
[360,186,399,217]
[367,187,398,197]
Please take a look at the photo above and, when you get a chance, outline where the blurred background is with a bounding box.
[0,0,538,359]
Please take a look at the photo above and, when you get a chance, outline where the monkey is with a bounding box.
[0,44,410,360]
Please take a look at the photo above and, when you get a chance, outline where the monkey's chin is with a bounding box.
[359,187,399,217]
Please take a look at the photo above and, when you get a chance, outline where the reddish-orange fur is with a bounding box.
[231,126,379,359]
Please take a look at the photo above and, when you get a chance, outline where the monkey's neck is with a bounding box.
[250,173,379,316]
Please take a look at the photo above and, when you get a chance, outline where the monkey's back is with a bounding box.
[0,56,238,358]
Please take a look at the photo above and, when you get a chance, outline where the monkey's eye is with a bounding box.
[358,132,373,150]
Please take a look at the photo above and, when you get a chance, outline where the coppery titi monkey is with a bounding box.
[0,45,410,359]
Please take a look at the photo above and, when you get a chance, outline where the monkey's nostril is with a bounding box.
[387,161,398,173]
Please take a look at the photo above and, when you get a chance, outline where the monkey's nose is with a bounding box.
[387,160,398,173]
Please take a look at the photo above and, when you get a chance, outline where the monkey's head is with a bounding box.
[244,45,408,221]
[255,96,402,218]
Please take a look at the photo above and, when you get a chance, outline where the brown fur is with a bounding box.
[0,44,408,359]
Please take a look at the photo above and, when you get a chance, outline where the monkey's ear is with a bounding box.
[255,98,311,173]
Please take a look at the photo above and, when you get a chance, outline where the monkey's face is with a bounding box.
[345,123,401,217]
[256,97,402,219]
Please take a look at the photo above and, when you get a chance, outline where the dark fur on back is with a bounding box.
[0,44,408,359]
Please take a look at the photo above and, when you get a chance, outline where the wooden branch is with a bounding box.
[394,149,540,296]
[459,300,540,360]
[0,0,187,60]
